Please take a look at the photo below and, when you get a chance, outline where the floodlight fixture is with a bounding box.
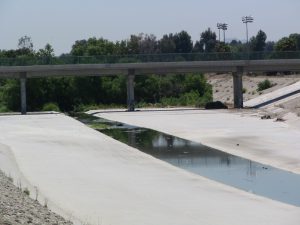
[242,16,254,46]
[217,23,228,43]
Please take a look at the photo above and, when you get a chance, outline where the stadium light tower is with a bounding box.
[217,23,228,43]
[217,23,222,42]
[242,16,254,45]
[222,23,228,43]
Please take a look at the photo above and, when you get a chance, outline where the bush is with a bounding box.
[42,102,60,112]
[161,96,180,106]
[180,90,201,106]
[257,79,275,91]
[159,90,212,108]
[205,101,228,109]
[0,103,9,112]
[23,188,30,196]
[0,72,213,112]
[135,100,148,108]
[73,103,125,112]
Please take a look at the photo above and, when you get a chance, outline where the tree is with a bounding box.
[264,41,275,52]
[127,34,141,54]
[196,28,217,52]
[192,41,203,53]
[249,30,267,51]
[137,34,159,54]
[229,40,244,53]
[173,31,193,53]
[215,42,231,52]
[289,33,300,50]
[70,38,115,56]
[275,37,297,51]
[36,43,54,57]
[158,34,176,53]
[86,37,115,55]
[0,33,215,112]
[114,40,128,55]
[18,36,33,51]
[71,40,88,56]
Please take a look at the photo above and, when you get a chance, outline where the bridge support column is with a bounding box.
[233,67,243,108]
[20,72,27,115]
[127,69,135,111]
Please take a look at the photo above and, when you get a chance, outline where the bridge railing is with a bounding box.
[1,51,300,66]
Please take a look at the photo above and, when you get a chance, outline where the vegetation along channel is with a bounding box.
[75,113,300,207]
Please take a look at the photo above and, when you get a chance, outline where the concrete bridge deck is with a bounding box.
[1,59,300,77]
[1,59,300,114]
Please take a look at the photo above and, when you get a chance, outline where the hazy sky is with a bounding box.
[1,0,299,55]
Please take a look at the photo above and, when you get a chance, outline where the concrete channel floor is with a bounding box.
[93,108,300,174]
[0,113,299,225]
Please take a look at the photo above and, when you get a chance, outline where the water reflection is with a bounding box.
[74,113,300,207]
[101,127,300,207]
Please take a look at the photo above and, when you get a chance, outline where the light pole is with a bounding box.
[217,23,222,42]
[242,16,254,48]
[222,23,228,43]
[217,23,228,43]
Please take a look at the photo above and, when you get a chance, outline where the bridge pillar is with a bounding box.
[20,72,27,115]
[233,67,243,108]
[127,69,135,111]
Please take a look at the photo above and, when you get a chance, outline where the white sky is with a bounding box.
[0,0,299,55]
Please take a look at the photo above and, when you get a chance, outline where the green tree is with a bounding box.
[1,79,20,111]
[114,40,128,55]
[127,35,141,54]
[195,28,217,52]
[18,35,33,51]
[215,42,231,52]
[289,33,300,50]
[138,34,159,54]
[71,38,115,56]
[71,40,88,56]
[173,31,193,53]
[249,30,267,51]
[275,37,297,51]
[36,43,55,58]
[264,41,275,52]
[86,37,115,55]
[158,34,176,53]
[1,34,215,112]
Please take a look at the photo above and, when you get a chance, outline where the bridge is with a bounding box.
[1,52,300,114]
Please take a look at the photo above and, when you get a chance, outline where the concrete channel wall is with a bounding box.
[1,113,300,225]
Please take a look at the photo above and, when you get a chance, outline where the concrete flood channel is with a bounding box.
[75,113,300,207]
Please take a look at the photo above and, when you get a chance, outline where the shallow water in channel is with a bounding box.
[77,114,300,207]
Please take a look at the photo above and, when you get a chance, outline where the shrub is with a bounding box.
[180,90,201,106]
[257,79,275,91]
[0,103,9,112]
[135,101,149,108]
[73,103,125,112]
[42,102,60,112]
[159,90,212,108]
[23,188,30,196]
[205,101,228,109]
[161,97,180,106]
